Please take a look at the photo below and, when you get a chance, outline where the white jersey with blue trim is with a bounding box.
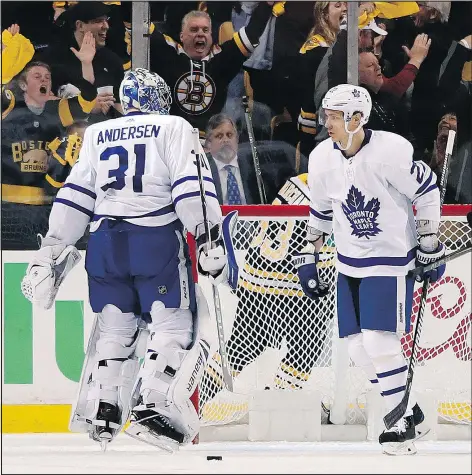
[307,129,440,278]
[48,112,221,242]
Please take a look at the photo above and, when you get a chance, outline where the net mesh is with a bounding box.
[197,209,471,427]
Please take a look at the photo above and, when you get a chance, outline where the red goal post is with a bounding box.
[188,204,471,440]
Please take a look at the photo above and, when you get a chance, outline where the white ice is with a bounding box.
[2,434,470,474]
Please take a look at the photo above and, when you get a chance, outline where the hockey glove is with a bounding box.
[415,235,446,283]
[292,250,330,299]
[21,235,81,309]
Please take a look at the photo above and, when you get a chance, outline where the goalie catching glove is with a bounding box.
[21,235,81,309]
[195,211,239,290]
[292,245,330,299]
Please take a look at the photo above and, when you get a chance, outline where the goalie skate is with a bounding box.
[89,402,121,452]
[125,405,185,453]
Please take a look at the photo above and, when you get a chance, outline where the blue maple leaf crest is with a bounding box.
[341,186,381,239]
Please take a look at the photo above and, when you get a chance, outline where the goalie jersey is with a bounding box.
[308,130,440,278]
[49,113,221,241]
[239,174,335,295]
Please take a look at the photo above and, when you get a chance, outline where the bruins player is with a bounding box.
[199,173,336,421]
[1,61,95,249]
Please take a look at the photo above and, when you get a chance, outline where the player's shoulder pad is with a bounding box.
[371,130,414,166]
[308,138,335,167]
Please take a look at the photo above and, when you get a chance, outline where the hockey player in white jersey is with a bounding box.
[21,68,229,450]
[292,84,446,455]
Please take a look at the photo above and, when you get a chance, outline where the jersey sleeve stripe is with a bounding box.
[416,183,438,199]
[63,183,97,199]
[171,175,214,190]
[337,247,417,268]
[173,190,218,206]
[310,207,333,221]
[414,169,433,196]
[54,198,94,218]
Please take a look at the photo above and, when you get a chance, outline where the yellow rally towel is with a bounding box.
[358,1,419,28]
[1,30,35,84]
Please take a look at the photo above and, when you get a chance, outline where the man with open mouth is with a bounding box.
[149,2,275,138]
[37,1,124,122]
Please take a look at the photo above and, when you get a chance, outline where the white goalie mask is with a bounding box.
[119,68,172,115]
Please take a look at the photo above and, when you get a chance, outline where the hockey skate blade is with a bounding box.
[414,425,430,442]
[382,441,417,456]
[124,422,179,453]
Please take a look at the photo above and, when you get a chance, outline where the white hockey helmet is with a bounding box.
[321,84,372,128]
[320,84,372,150]
[119,68,172,115]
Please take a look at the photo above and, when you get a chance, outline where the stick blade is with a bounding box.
[383,396,408,429]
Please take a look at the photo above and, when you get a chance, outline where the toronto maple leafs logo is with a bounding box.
[341,186,381,239]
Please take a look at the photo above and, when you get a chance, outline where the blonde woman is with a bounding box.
[295,2,347,155]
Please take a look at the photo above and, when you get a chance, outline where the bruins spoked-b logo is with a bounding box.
[341,185,381,239]
[175,63,216,115]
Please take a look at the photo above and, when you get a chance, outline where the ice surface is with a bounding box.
[2,434,470,474]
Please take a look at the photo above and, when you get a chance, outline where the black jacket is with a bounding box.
[149,3,272,134]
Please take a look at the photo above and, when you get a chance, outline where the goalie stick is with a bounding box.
[192,129,234,392]
[384,129,457,429]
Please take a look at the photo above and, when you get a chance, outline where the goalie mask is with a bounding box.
[319,84,372,150]
[119,68,172,115]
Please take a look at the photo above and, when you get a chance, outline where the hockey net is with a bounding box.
[195,204,471,429]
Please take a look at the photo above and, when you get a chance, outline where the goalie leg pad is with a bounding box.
[69,305,148,441]
[128,297,211,446]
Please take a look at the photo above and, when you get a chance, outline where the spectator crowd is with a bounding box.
[2,1,471,250]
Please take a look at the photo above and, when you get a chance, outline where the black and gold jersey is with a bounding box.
[149,2,272,134]
[297,35,329,156]
[1,88,94,204]
[239,174,335,296]
[44,132,83,195]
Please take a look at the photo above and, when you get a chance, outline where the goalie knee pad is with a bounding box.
[134,290,212,444]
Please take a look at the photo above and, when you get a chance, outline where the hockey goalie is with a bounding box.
[20,68,235,452]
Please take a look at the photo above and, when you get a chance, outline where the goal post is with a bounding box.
[189,204,471,441]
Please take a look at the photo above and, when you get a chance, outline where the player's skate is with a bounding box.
[126,402,185,453]
[89,402,121,451]
[379,414,416,455]
[412,403,430,441]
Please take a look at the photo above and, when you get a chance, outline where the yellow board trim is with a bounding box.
[2,402,470,432]
[2,405,132,433]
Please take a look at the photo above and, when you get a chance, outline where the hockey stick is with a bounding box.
[242,95,267,204]
[384,129,456,429]
[192,129,234,392]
